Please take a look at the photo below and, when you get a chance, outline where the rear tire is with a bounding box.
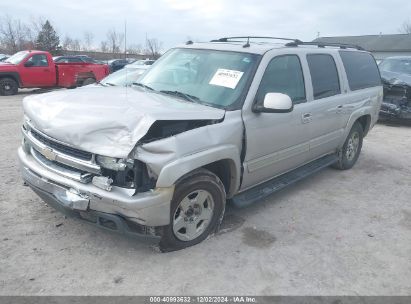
[159,169,226,252]
[0,78,18,96]
[333,121,363,170]
[82,78,96,86]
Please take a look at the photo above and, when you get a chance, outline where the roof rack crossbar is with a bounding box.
[285,41,364,50]
[211,36,302,43]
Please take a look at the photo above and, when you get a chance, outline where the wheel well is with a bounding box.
[203,159,235,198]
[0,75,20,87]
[356,115,371,136]
[76,72,96,85]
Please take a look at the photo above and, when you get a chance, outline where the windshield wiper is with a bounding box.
[160,90,200,103]
[132,82,154,91]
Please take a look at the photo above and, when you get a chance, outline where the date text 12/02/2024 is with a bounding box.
[149,296,257,303]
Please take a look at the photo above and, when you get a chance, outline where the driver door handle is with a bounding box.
[302,113,312,124]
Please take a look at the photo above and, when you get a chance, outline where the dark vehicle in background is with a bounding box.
[379,56,411,121]
[108,59,129,73]
[53,55,101,64]
[54,56,89,63]
[0,50,109,95]
[97,65,149,87]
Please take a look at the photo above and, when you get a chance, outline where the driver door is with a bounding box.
[241,54,312,190]
[21,54,55,87]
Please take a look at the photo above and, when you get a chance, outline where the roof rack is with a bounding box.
[285,41,364,50]
[210,36,303,48]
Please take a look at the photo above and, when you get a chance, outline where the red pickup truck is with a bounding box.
[0,50,109,95]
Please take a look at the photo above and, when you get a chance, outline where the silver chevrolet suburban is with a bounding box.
[19,37,382,251]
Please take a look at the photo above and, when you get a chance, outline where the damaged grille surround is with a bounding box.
[380,79,411,120]
[22,122,154,192]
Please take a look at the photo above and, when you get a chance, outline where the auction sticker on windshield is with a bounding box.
[209,69,244,89]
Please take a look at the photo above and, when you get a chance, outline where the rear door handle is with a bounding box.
[336,105,343,113]
[302,113,312,124]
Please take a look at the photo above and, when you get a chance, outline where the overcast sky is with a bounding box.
[1,0,411,50]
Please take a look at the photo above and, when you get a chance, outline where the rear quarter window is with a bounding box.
[339,51,381,91]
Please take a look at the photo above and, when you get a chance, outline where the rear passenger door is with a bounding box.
[305,53,347,160]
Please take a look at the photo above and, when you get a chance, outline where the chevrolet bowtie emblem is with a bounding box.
[42,147,57,161]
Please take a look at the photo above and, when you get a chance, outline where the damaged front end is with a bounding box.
[380,78,411,121]
[18,87,230,241]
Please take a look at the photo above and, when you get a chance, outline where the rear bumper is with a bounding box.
[18,147,174,239]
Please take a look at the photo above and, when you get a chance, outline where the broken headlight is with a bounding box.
[97,157,155,192]
[96,155,127,171]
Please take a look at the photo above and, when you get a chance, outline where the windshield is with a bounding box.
[5,51,29,64]
[379,58,411,75]
[100,67,147,86]
[138,48,260,109]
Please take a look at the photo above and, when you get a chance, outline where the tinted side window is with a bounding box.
[339,51,381,90]
[307,54,340,100]
[27,54,48,67]
[256,55,306,104]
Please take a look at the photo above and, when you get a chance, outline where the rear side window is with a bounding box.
[307,54,340,100]
[256,55,306,104]
[339,51,381,90]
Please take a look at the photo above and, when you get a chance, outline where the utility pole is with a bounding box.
[124,19,127,59]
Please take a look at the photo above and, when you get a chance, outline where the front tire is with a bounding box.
[0,78,18,96]
[159,169,226,252]
[333,121,363,170]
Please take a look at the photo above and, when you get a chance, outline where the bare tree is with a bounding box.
[71,38,81,51]
[106,28,124,53]
[144,38,162,58]
[62,35,73,50]
[83,31,94,51]
[28,16,45,39]
[62,35,81,51]
[100,40,108,53]
[399,19,411,34]
[0,15,32,53]
[127,43,142,55]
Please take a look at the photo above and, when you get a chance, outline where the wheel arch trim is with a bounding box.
[155,145,241,197]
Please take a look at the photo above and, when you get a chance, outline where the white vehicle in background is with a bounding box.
[96,64,150,87]
[125,59,155,68]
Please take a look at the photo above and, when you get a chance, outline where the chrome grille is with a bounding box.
[30,129,92,161]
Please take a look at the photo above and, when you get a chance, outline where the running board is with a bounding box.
[231,154,339,208]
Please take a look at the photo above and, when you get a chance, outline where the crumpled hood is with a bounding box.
[23,87,225,158]
[381,70,411,86]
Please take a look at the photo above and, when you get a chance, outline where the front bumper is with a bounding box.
[18,147,174,238]
[379,101,411,120]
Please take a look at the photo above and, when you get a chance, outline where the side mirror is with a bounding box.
[254,93,293,113]
[24,61,34,67]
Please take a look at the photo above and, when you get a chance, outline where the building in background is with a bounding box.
[313,34,411,61]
